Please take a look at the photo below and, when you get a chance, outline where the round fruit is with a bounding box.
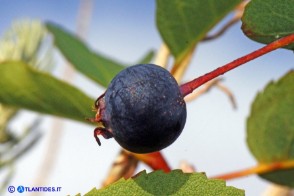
[90,64,187,153]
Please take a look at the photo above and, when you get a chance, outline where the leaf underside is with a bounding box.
[247,71,294,187]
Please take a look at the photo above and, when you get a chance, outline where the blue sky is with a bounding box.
[1,1,293,195]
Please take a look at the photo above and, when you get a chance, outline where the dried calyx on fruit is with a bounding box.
[88,64,187,153]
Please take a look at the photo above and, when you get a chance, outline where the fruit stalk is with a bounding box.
[180,33,294,97]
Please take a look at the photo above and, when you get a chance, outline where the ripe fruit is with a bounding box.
[89,64,187,153]
[88,35,294,153]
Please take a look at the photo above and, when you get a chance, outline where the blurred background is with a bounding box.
[0,0,293,195]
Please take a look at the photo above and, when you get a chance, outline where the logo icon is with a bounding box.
[7,186,15,193]
[17,186,25,193]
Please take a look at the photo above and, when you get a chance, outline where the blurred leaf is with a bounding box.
[0,19,55,143]
[0,19,54,71]
[46,22,124,87]
[0,61,94,122]
[260,170,294,188]
[0,118,42,170]
[156,0,241,62]
[0,105,17,143]
[247,71,294,187]
[84,170,244,195]
[137,50,155,64]
[241,0,294,50]
[0,167,14,194]
[46,23,155,87]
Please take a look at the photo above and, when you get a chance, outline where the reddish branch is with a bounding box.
[180,34,294,97]
[132,151,171,173]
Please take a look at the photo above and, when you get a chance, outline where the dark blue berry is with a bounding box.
[91,64,187,153]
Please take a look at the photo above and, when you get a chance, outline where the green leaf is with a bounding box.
[137,50,155,64]
[83,170,244,195]
[0,61,94,122]
[156,0,241,62]
[46,22,155,87]
[241,0,294,50]
[46,22,125,87]
[247,71,294,187]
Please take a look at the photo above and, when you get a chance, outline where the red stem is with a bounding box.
[132,152,171,173]
[180,34,294,97]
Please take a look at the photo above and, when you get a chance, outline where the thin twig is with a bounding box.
[262,184,294,196]
[184,79,220,102]
[184,78,237,109]
[212,160,294,180]
[202,1,247,41]
[153,43,170,69]
[171,46,196,83]
[0,166,14,194]
[179,160,196,173]
[216,82,237,109]
[202,17,240,42]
